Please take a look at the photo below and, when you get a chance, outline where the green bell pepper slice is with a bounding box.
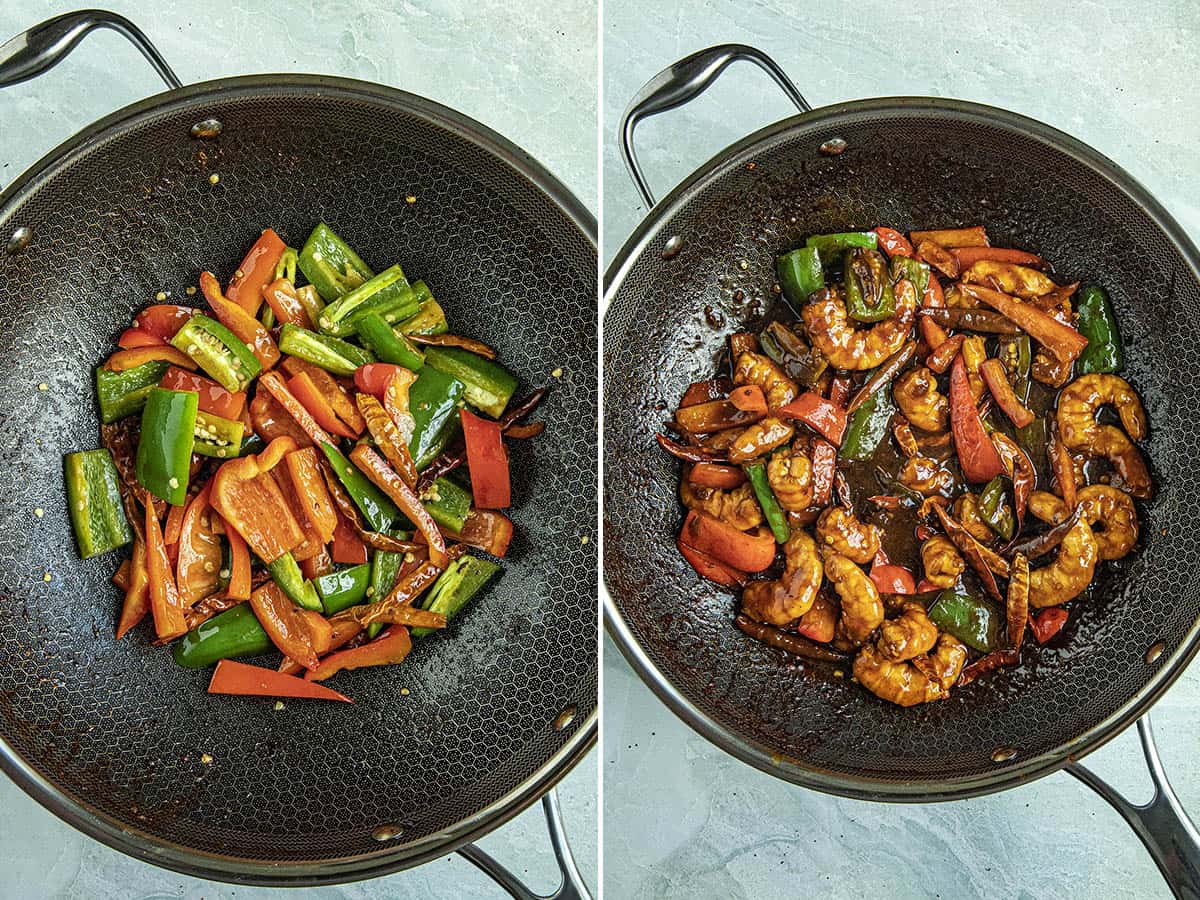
[317,264,417,337]
[277,323,374,376]
[265,551,323,611]
[413,555,500,638]
[776,247,824,307]
[319,442,399,531]
[95,360,171,424]
[298,222,374,302]
[172,604,271,668]
[1076,285,1124,375]
[843,248,896,323]
[170,315,262,392]
[65,449,133,558]
[135,387,198,505]
[407,366,466,469]
[928,590,1001,652]
[979,476,1015,541]
[744,461,789,543]
[805,231,877,263]
[423,346,516,419]
[355,311,425,370]
[314,563,371,615]
[840,388,896,461]
[192,409,245,459]
[397,282,448,335]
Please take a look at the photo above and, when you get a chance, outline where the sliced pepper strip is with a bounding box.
[1029,607,1069,644]
[349,444,448,567]
[220,512,252,601]
[951,247,1046,270]
[687,463,746,489]
[160,365,246,420]
[116,536,150,639]
[248,582,320,670]
[280,357,365,433]
[950,355,1005,483]
[209,659,351,702]
[357,393,420,488]
[145,502,188,640]
[118,327,166,349]
[177,482,223,606]
[331,512,369,564]
[105,346,198,372]
[134,304,197,340]
[305,624,413,682]
[460,408,511,509]
[250,389,313,446]
[679,510,775,573]
[262,277,315,329]
[258,370,334,447]
[200,270,281,369]
[444,509,513,558]
[210,436,305,563]
[225,227,287,315]
[872,226,913,258]
[959,283,1089,363]
[775,391,847,443]
[287,372,356,439]
[979,358,1035,428]
[920,274,950,350]
[677,536,746,588]
[285,447,339,543]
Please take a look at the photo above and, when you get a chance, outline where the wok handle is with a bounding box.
[456,789,590,900]
[618,43,810,209]
[0,9,180,90]
[1066,715,1200,900]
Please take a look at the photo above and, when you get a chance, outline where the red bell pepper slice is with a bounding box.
[210,436,305,563]
[959,284,1089,363]
[461,408,511,509]
[115,536,150,639]
[870,563,917,594]
[951,247,1047,271]
[225,227,287,315]
[163,499,187,547]
[679,510,776,573]
[796,592,838,642]
[285,447,339,543]
[919,274,950,350]
[350,444,448,567]
[280,357,364,434]
[219,512,252,601]
[249,389,313,446]
[979,358,1036,428]
[249,582,321,670]
[262,277,315,329]
[209,658,351,702]
[105,345,198,372]
[160,365,246,420]
[280,616,363,676]
[287,372,356,439]
[828,376,851,407]
[134,304,198,340]
[354,363,406,398]
[445,509,513,558]
[145,502,187,640]
[1029,608,1069,644]
[300,546,334,580]
[775,391,847,444]
[950,355,1005,483]
[330,512,369,564]
[687,463,746,490]
[258,371,333,447]
[200,270,281,368]
[269,468,325,562]
[305,625,414,682]
[728,385,767,416]
[677,535,746,588]
[680,378,731,408]
[177,483,223,606]
[117,327,167,349]
[927,333,966,374]
[873,226,913,258]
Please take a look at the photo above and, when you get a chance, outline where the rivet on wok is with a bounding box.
[372,823,405,841]
[190,118,223,139]
[6,227,31,254]
[1145,641,1166,664]
[819,137,848,156]
[991,746,1018,763]
[553,706,577,732]
[661,235,683,259]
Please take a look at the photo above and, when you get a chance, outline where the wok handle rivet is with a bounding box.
[553,705,577,732]
[661,235,683,259]
[6,227,31,254]
[1145,641,1166,664]
[371,823,405,841]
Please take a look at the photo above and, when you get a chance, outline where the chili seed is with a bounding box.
[551,367,563,378]
[273,701,284,711]
[168,477,180,489]
[156,291,167,302]
[186,286,196,296]
[405,195,417,204]
[37,383,48,391]
[400,687,410,696]
[34,508,43,518]
[42,572,51,582]
[200,753,213,764]
[208,174,220,185]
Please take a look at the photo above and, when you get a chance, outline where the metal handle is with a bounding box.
[457,789,590,900]
[619,43,811,209]
[0,9,179,90]
[1066,715,1200,899]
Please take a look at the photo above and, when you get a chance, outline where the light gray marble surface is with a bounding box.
[0,1,596,898]
[602,1,1200,898]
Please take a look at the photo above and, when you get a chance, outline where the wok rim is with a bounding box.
[602,95,1200,802]
[0,72,597,885]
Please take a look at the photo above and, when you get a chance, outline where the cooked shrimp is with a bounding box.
[766,441,813,511]
[953,492,995,543]
[898,455,955,497]
[741,532,823,626]
[824,552,884,643]
[815,506,881,564]
[854,634,968,707]
[728,417,794,463]
[1026,486,1137,562]
[921,535,965,588]
[893,366,948,432]
[680,479,764,531]
[878,601,939,662]
[961,260,1058,300]
[733,351,797,409]
[801,281,917,371]
[1057,373,1151,498]
[1026,498,1098,607]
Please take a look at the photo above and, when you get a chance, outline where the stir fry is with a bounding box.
[66,224,546,702]
[661,225,1151,707]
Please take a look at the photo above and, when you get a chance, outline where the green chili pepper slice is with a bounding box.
[890,255,930,300]
[192,409,245,459]
[170,315,262,392]
[277,323,375,376]
[397,282,449,335]
[928,590,1001,652]
[265,551,323,611]
[840,388,896,461]
[805,231,877,263]
[776,247,824,307]
[979,476,1015,541]
[135,387,198,505]
[413,555,500,638]
[65,449,134,558]
[421,476,472,533]
[407,366,467,469]
[355,311,425,370]
[999,334,1033,404]
[843,248,896,323]
[298,222,374,302]
[314,563,371,615]
[172,603,272,668]
[744,461,790,543]
[1076,285,1125,375]
[423,346,516,420]
[95,360,171,424]
[317,264,418,337]
[319,442,400,531]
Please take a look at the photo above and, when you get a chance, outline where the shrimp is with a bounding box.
[728,417,794,463]
[766,441,813,511]
[824,552,884,643]
[1057,374,1151,499]
[953,492,995,543]
[815,506,881,564]
[878,601,939,662]
[1026,486,1137,562]
[801,281,917,371]
[898,456,955,497]
[854,634,968,707]
[921,535,965,589]
[1026,496,1098,607]
[680,479,764,531]
[741,531,823,626]
[733,351,797,409]
[893,366,948,432]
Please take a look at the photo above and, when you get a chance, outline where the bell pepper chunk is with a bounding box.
[1075,285,1125,375]
[201,270,280,369]
[258,371,333,447]
[160,365,246,420]
[775,391,847,444]
[951,247,1046,270]
[1030,607,1069,644]
[177,482,223,606]
[285,447,339,543]
[305,624,413,682]
[910,226,989,248]
[356,311,425,370]
[688,463,746,490]
[445,509,513,558]
[349,445,448,567]
[262,276,315,329]
[116,536,150,639]
[331,512,369,564]
[118,327,167,349]
[106,345,198,373]
[136,387,198,506]
[248,582,321,670]
[677,536,746,588]
[210,437,305,563]
[872,226,914,258]
[225,228,287,315]
[460,408,511,509]
[355,362,406,398]
[145,501,188,640]
[679,510,775,573]
[870,563,917,594]
[209,658,351,702]
[950,356,1006,483]
[134,304,198,340]
[776,247,824,307]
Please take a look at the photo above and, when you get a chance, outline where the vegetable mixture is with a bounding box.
[67,224,547,703]
[661,225,1151,707]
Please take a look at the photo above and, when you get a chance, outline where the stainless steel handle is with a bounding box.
[0,9,180,90]
[1067,715,1200,899]
[457,789,590,900]
[618,43,810,209]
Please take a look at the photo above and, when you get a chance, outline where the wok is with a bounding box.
[0,10,596,895]
[603,44,1200,898]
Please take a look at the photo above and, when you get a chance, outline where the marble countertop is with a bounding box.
[602,1,1199,897]
[0,1,596,897]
